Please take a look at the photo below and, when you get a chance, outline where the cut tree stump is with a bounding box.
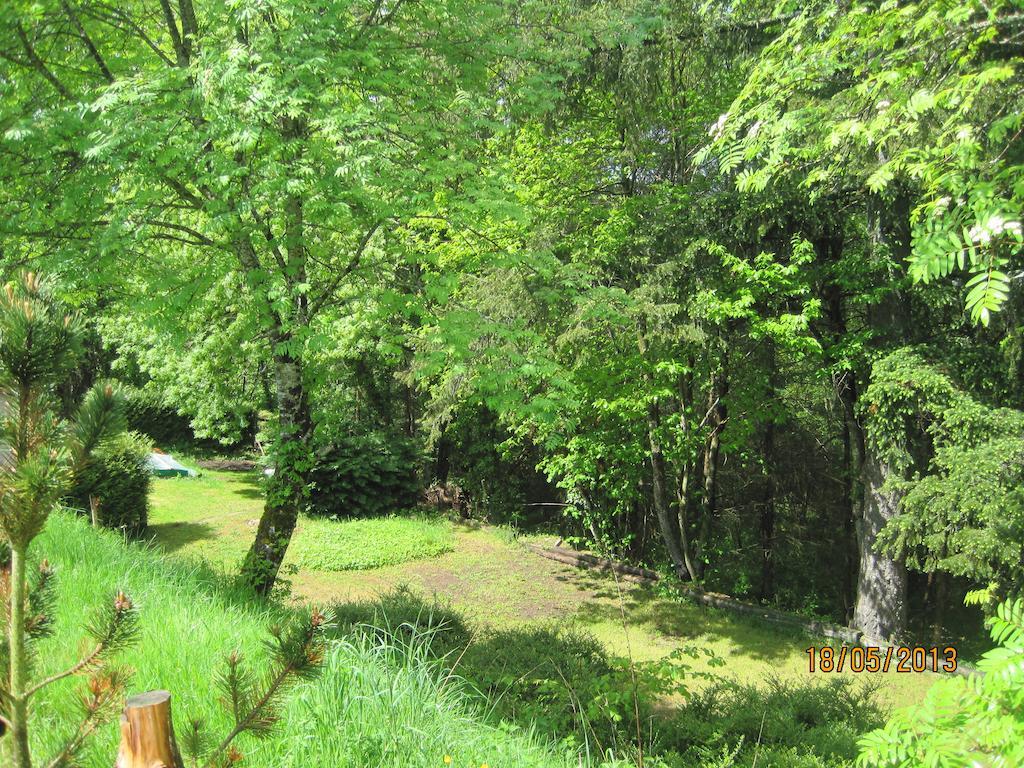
[115,690,184,768]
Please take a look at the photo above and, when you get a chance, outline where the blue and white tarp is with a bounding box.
[147,453,196,477]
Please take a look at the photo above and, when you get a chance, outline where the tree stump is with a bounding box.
[115,690,184,768]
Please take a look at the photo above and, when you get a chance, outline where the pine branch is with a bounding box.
[25,591,137,698]
[200,609,329,768]
[43,666,131,768]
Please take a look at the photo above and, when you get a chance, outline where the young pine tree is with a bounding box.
[0,273,137,768]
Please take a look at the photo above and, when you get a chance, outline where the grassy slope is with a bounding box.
[30,512,577,768]
[149,471,940,710]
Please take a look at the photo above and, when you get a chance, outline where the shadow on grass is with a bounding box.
[548,568,802,663]
[232,487,265,501]
[326,584,883,765]
[148,520,219,552]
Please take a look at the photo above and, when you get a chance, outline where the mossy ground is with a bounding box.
[148,467,940,709]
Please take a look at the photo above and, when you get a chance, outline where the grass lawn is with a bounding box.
[148,470,452,571]
[148,468,942,710]
[31,513,578,768]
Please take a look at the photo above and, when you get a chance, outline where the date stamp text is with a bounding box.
[805,645,957,673]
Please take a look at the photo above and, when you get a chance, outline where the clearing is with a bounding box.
[149,467,940,709]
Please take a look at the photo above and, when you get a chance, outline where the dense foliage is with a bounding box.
[305,434,421,519]
[0,274,135,768]
[70,431,152,538]
[2,0,1024,762]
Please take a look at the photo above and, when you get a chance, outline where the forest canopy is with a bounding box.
[1,2,1023,764]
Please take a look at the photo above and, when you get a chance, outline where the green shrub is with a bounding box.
[669,676,885,767]
[122,386,195,447]
[306,433,422,518]
[332,584,473,653]
[289,515,454,571]
[70,430,152,537]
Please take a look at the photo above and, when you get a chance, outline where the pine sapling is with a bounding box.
[0,273,136,768]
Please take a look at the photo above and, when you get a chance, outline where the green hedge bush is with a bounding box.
[307,433,422,518]
[70,430,152,537]
[122,386,195,446]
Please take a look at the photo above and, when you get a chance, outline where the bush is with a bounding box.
[122,386,195,446]
[332,584,473,653]
[668,676,885,767]
[70,430,152,537]
[307,433,422,518]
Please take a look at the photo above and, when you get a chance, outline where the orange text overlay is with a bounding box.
[805,645,957,673]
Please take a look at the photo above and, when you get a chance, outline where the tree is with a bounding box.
[416,2,825,585]
[0,272,136,768]
[0,0,563,594]
[695,0,1024,639]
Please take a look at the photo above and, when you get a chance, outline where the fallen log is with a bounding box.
[678,585,863,645]
[196,458,258,472]
[526,544,660,583]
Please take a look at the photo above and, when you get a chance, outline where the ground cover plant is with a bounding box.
[289,515,454,571]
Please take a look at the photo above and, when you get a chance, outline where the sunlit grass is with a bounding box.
[29,512,580,768]
[148,470,453,571]
[291,515,454,571]
[147,470,941,712]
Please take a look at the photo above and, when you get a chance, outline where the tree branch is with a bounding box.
[308,221,381,317]
[158,0,187,67]
[13,22,74,100]
[60,0,114,83]
[24,643,103,699]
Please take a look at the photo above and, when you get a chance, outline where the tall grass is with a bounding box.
[28,512,580,768]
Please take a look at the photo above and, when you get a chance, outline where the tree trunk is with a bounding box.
[233,189,315,596]
[837,376,863,624]
[241,333,312,596]
[638,331,688,578]
[853,448,907,643]
[6,544,31,768]
[851,192,913,641]
[675,365,699,579]
[647,397,688,578]
[695,370,727,578]
[115,690,183,768]
[758,416,776,602]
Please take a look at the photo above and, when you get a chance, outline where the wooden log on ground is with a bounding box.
[115,690,184,768]
[676,585,863,645]
[196,458,258,471]
[526,544,660,583]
